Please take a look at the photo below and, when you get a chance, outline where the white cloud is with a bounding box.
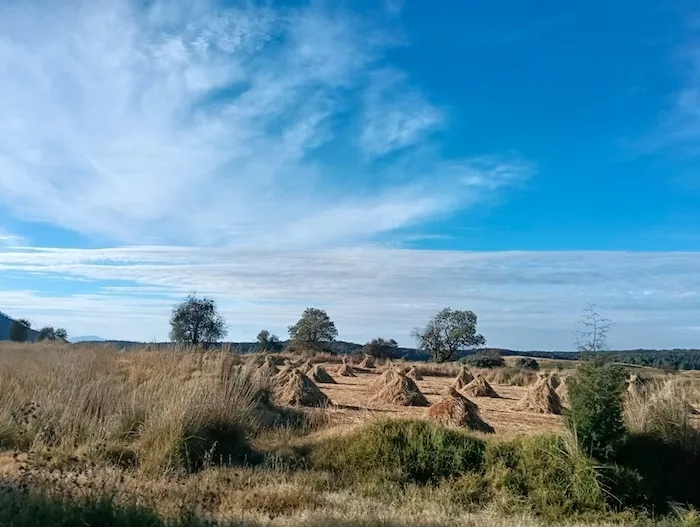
[0,246,699,350]
[0,229,27,247]
[360,69,443,158]
[0,0,527,247]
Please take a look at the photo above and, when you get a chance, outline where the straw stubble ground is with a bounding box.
[315,366,565,435]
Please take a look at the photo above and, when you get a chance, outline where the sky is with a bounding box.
[0,0,699,350]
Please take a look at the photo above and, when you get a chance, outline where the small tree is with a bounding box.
[576,303,612,361]
[9,319,31,342]
[288,308,337,353]
[55,328,68,342]
[169,295,227,346]
[566,362,627,460]
[37,326,69,342]
[412,308,485,363]
[257,329,280,352]
[37,326,56,342]
[362,337,399,359]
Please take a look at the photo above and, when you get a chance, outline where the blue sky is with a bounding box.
[0,0,699,349]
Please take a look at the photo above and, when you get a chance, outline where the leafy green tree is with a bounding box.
[362,337,399,359]
[37,326,69,342]
[412,308,485,363]
[257,329,280,352]
[169,295,227,346]
[37,326,56,341]
[9,319,31,342]
[288,308,337,352]
[566,362,627,460]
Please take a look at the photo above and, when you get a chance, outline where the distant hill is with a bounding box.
[0,311,39,342]
[69,335,106,343]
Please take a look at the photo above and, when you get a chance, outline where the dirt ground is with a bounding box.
[313,364,565,436]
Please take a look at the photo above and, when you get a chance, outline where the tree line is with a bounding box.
[170,295,486,362]
[8,318,68,343]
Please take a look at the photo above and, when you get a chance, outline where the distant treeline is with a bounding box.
[77,340,700,371]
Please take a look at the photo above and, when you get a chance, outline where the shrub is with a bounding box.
[463,350,505,369]
[310,419,486,485]
[566,362,627,460]
[515,357,540,371]
[485,434,607,518]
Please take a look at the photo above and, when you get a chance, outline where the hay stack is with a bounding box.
[428,387,494,433]
[298,360,314,375]
[337,362,356,377]
[276,369,331,407]
[461,374,500,398]
[407,366,423,381]
[310,364,337,384]
[555,379,569,406]
[358,355,375,369]
[452,366,475,390]
[513,375,563,414]
[271,362,295,387]
[368,367,399,395]
[370,372,430,407]
[251,357,279,387]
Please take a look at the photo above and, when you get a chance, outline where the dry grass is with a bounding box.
[2,343,698,526]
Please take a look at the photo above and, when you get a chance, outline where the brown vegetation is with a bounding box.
[310,364,337,384]
[370,372,430,407]
[461,374,500,398]
[427,387,494,433]
[452,365,475,390]
[275,369,331,407]
[513,374,563,415]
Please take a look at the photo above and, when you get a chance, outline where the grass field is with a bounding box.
[1,342,699,527]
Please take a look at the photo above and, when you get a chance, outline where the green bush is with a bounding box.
[463,350,505,369]
[485,434,607,518]
[310,419,486,485]
[515,357,540,371]
[566,362,627,460]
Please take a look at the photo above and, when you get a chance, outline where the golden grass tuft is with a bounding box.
[461,374,500,398]
[275,369,331,408]
[370,372,430,407]
[427,387,494,433]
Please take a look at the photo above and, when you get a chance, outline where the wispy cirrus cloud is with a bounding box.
[0,245,698,350]
[0,0,529,248]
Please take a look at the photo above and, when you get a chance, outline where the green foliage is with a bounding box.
[256,330,280,352]
[566,362,627,460]
[412,307,486,363]
[0,486,210,527]
[169,295,227,346]
[485,434,607,518]
[37,326,69,342]
[515,357,540,371]
[311,419,486,485]
[287,308,337,352]
[463,349,505,369]
[9,318,31,342]
[362,337,399,359]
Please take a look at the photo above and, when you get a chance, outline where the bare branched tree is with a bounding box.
[576,302,612,360]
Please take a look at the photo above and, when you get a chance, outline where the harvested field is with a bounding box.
[305,363,565,435]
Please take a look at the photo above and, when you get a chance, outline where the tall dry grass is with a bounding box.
[0,343,284,473]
